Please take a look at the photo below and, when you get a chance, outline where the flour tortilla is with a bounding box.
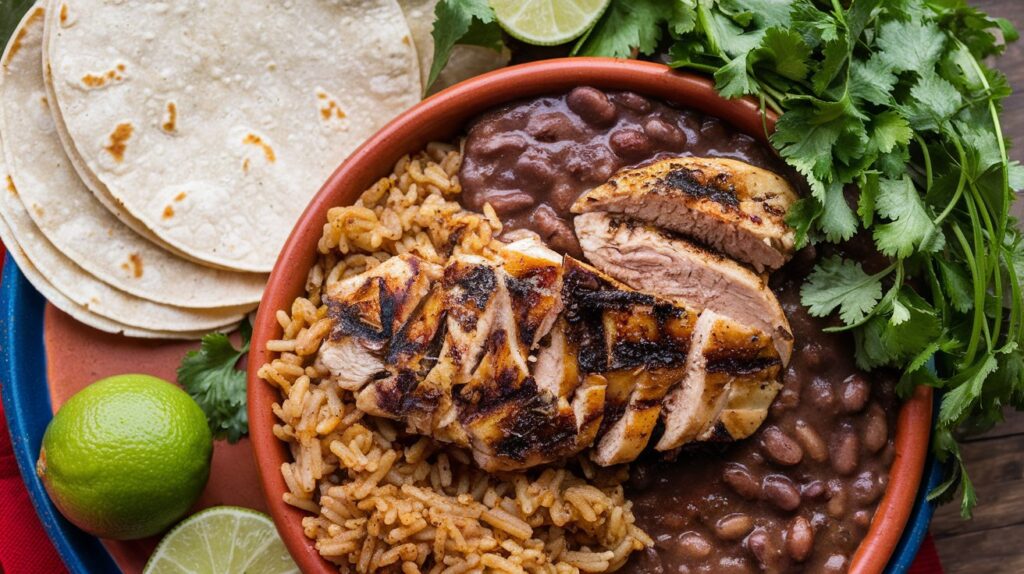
[0,225,218,337]
[0,5,266,310]
[0,94,248,335]
[46,0,421,272]
[398,0,509,94]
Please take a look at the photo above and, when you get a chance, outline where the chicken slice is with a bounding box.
[561,256,696,465]
[572,157,798,272]
[655,310,782,451]
[320,255,441,391]
[500,237,564,350]
[575,212,793,364]
[355,283,447,431]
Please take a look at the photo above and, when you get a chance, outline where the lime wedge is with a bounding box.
[490,0,611,46]
[143,507,299,574]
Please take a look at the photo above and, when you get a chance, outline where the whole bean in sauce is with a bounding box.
[460,87,779,256]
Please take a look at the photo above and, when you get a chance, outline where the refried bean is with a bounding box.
[458,86,898,573]
[460,87,781,256]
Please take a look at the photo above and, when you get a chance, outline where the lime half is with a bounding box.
[143,507,299,574]
[490,0,611,46]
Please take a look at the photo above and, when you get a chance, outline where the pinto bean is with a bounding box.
[526,112,578,143]
[807,377,835,409]
[800,479,827,501]
[853,510,872,529]
[674,532,712,558]
[826,479,847,518]
[714,513,754,541]
[482,191,535,215]
[851,470,885,505]
[643,118,686,148]
[609,128,653,159]
[762,474,801,511]
[830,425,860,476]
[863,403,889,454]
[840,374,871,413]
[615,91,652,113]
[722,464,761,500]
[566,87,617,127]
[793,419,829,463]
[786,516,814,562]
[760,426,804,466]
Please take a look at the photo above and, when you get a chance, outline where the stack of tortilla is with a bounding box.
[0,0,503,338]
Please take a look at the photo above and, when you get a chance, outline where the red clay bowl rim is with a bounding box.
[247,57,934,574]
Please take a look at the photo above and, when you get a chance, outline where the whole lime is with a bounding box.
[36,374,212,540]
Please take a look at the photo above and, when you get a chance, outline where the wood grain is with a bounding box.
[931,2,1024,571]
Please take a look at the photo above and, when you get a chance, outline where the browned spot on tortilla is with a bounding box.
[243,133,275,162]
[162,205,174,219]
[242,158,251,172]
[174,192,187,202]
[402,35,410,45]
[6,26,29,63]
[162,102,177,132]
[105,123,133,162]
[319,100,346,120]
[126,253,143,278]
[40,96,47,106]
[32,205,44,217]
[6,176,17,196]
[59,3,68,23]
[81,67,124,89]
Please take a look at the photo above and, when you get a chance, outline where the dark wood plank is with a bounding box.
[932,432,1024,537]
[932,522,1024,574]
[961,409,1024,442]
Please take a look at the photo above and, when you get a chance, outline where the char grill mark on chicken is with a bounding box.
[318,255,441,392]
[571,157,798,272]
[560,257,696,465]
[321,217,786,469]
[655,310,782,451]
[574,212,793,364]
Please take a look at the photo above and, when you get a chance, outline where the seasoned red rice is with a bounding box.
[259,143,652,573]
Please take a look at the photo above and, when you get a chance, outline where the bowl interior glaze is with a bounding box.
[247,58,933,574]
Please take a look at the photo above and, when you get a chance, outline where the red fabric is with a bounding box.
[0,242,944,574]
[0,244,68,574]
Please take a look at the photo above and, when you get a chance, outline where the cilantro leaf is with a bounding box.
[876,17,945,74]
[801,256,884,324]
[427,0,499,91]
[901,72,964,131]
[177,320,252,443]
[574,0,675,58]
[849,55,897,106]
[873,176,941,258]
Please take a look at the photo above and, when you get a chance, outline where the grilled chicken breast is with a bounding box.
[574,212,793,364]
[571,157,798,272]
[561,257,696,466]
[321,235,786,470]
[319,255,442,392]
[655,310,782,451]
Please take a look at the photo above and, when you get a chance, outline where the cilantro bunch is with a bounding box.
[432,0,1022,516]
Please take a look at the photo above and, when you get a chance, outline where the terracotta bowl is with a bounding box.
[248,58,933,574]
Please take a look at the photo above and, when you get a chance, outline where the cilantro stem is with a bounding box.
[959,40,1011,237]
[914,134,934,191]
[951,221,985,366]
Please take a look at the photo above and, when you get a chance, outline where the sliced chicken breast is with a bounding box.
[655,310,782,451]
[572,157,798,272]
[561,257,696,466]
[575,212,793,364]
[320,255,441,391]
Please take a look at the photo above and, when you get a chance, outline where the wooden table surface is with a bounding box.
[930,2,1024,572]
